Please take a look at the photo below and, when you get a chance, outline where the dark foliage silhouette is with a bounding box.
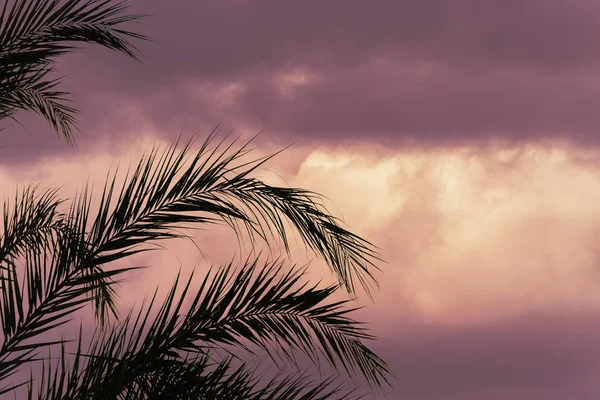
[0,1,391,398]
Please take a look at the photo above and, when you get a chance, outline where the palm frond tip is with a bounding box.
[87,133,381,300]
[0,0,149,142]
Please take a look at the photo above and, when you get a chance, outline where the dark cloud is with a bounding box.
[76,0,600,80]
[372,312,600,399]
[5,0,600,163]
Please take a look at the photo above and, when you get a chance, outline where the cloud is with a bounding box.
[288,141,600,398]
[296,143,600,323]
[373,311,600,400]
[5,1,600,396]
[6,0,600,164]
[8,137,600,397]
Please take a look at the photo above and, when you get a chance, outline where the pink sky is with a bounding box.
[4,1,600,398]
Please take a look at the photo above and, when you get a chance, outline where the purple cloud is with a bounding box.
[5,0,600,162]
[3,2,600,398]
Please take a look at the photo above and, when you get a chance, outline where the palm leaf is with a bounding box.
[84,132,380,321]
[59,258,388,397]
[0,189,139,384]
[0,134,388,396]
[27,339,354,400]
[0,185,62,269]
[0,0,148,142]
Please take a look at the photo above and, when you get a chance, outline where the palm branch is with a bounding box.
[24,258,384,399]
[0,186,62,268]
[29,342,354,399]
[0,0,147,143]
[0,1,390,398]
[83,131,380,320]
[0,134,389,397]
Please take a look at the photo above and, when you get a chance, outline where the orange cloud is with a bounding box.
[283,142,600,327]
[4,137,600,330]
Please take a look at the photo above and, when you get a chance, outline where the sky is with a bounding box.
[4,1,600,398]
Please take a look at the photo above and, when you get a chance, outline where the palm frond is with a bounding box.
[0,188,138,384]
[86,132,380,309]
[179,258,390,389]
[0,185,62,268]
[25,327,85,400]
[58,258,388,397]
[0,134,388,397]
[247,371,355,400]
[127,359,354,400]
[2,79,78,142]
[28,340,354,400]
[0,0,148,142]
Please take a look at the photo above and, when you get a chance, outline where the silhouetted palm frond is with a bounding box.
[0,134,390,398]
[0,1,391,397]
[0,185,62,268]
[23,258,385,399]
[0,186,137,384]
[28,339,355,400]
[85,132,380,315]
[0,0,148,142]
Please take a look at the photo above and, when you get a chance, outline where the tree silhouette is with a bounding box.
[0,1,390,398]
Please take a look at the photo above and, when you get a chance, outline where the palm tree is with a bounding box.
[0,1,391,399]
[0,0,147,144]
